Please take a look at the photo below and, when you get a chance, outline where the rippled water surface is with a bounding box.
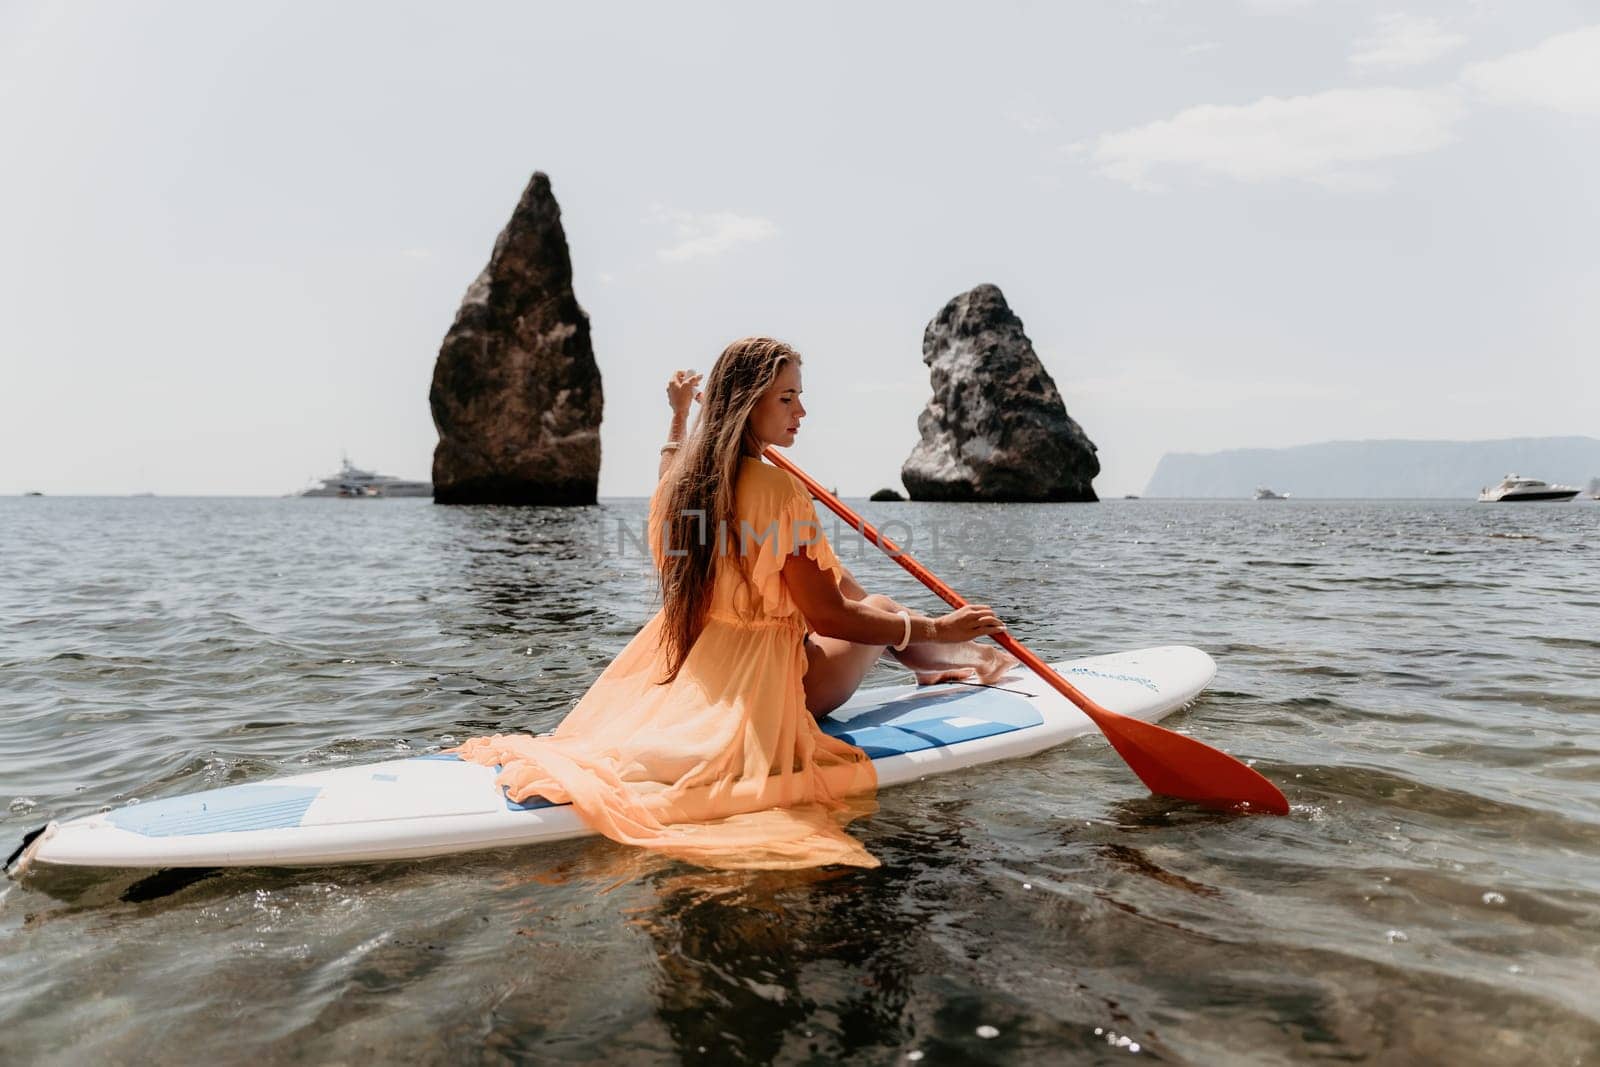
[2,495,1597,1064]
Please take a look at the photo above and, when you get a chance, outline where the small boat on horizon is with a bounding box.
[1254,487,1289,500]
[1477,474,1579,503]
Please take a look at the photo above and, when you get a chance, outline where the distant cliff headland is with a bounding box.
[1144,437,1600,498]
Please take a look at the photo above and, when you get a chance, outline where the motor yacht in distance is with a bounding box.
[301,458,432,498]
[1254,486,1290,500]
[1477,474,1580,503]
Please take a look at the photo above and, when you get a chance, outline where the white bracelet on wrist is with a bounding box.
[892,610,912,652]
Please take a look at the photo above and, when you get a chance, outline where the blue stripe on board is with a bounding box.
[105,784,321,838]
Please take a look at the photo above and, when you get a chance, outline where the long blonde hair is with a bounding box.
[657,337,801,682]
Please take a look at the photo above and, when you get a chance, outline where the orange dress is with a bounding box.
[453,456,880,869]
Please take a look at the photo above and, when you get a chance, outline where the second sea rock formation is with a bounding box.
[902,284,1099,502]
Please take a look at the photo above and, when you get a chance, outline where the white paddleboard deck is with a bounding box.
[12,646,1215,871]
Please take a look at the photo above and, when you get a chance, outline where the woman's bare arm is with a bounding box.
[659,370,702,480]
[836,564,867,601]
[782,553,1003,645]
[658,409,688,480]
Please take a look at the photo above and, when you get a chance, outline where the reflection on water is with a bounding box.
[1,496,1598,1062]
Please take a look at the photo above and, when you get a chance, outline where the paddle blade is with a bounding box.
[1086,708,1289,815]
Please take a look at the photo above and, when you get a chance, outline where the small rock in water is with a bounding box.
[975,1025,1000,1039]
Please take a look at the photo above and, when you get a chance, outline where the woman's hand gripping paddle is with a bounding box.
[764,448,1290,815]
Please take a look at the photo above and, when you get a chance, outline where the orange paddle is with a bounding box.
[765,447,1290,815]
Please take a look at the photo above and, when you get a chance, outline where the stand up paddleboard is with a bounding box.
[8,646,1215,874]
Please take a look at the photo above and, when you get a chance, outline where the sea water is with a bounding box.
[1,496,1596,1062]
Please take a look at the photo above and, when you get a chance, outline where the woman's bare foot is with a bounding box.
[913,667,977,686]
[892,637,1019,687]
[975,648,1021,684]
[910,649,1018,686]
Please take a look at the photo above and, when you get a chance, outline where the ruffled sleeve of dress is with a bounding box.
[741,467,847,620]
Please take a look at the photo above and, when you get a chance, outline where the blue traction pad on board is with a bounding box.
[417,685,1041,811]
[105,784,321,838]
[818,685,1042,759]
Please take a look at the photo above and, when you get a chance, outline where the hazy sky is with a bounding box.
[3,0,1596,497]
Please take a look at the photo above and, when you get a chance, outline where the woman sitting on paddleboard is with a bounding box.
[456,337,1013,868]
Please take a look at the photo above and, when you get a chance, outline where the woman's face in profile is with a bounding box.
[746,362,805,450]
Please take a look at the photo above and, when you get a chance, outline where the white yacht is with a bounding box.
[1477,474,1579,503]
[1255,486,1290,500]
[301,457,432,498]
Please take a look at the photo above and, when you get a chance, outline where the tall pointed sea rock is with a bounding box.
[902,284,1099,502]
[430,172,603,505]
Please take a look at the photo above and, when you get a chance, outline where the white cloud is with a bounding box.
[1350,13,1466,71]
[1090,87,1465,190]
[649,207,778,263]
[1460,24,1600,116]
